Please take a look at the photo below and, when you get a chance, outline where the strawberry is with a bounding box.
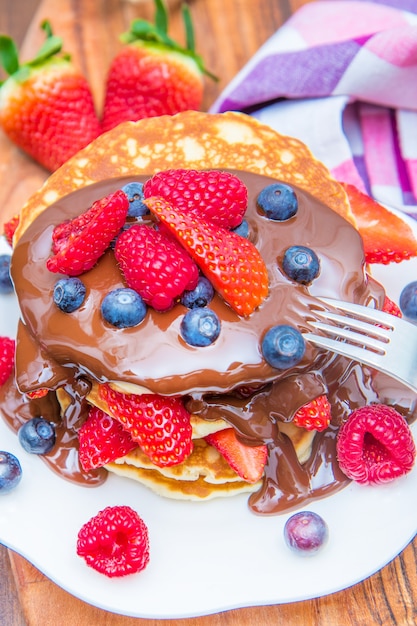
[101,0,216,132]
[78,406,138,472]
[205,428,267,483]
[143,169,248,229]
[26,388,49,400]
[99,383,193,468]
[77,505,150,577]
[47,189,129,276]
[0,21,101,172]
[0,336,15,386]
[342,183,417,264]
[336,404,415,485]
[3,215,19,247]
[114,223,199,311]
[145,196,269,316]
[292,395,331,432]
[382,296,402,318]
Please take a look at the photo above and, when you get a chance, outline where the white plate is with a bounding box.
[0,210,417,620]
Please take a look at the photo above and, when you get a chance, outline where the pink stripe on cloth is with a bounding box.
[359,105,400,188]
[405,159,417,199]
[331,160,368,192]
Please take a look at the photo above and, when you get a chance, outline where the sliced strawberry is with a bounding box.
[26,388,49,400]
[143,169,247,229]
[342,183,417,264]
[114,223,199,311]
[3,215,19,247]
[205,428,267,483]
[46,190,129,276]
[78,406,138,472]
[99,383,193,468]
[382,296,402,318]
[145,196,269,316]
[292,395,331,432]
[336,404,416,484]
[0,336,15,387]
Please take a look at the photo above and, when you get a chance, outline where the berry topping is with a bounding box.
[261,325,305,370]
[18,417,56,454]
[180,307,221,347]
[205,428,267,483]
[26,388,49,400]
[99,384,193,467]
[47,190,129,276]
[180,275,214,309]
[144,169,248,229]
[114,223,199,311]
[336,404,416,485]
[78,406,138,471]
[53,277,86,313]
[257,183,298,221]
[0,451,22,494]
[282,245,320,284]
[284,511,329,556]
[0,254,13,294]
[293,395,331,432]
[3,214,19,247]
[145,196,269,316]
[120,182,149,218]
[0,336,15,387]
[399,281,417,321]
[342,183,417,264]
[101,288,147,328]
[76,505,150,577]
[382,296,402,318]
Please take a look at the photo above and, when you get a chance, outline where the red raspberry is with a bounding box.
[114,223,199,311]
[144,169,248,229]
[337,404,416,484]
[99,383,193,467]
[293,395,331,432]
[76,505,150,577]
[0,336,15,387]
[47,190,129,276]
[78,406,138,471]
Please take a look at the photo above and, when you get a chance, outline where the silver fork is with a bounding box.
[304,297,417,392]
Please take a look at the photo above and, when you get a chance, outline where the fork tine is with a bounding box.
[309,321,387,354]
[317,297,396,328]
[314,310,391,342]
[303,331,387,366]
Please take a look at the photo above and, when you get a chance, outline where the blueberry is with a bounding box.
[121,182,149,217]
[284,511,329,556]
[180,308,221,347]
[399,281,417,321]
[18,418,56,454]
[53,277,86,312]
[231,219,250,239]
[0,451,22,494]
[282,245,320,284]
[257,183,298,221]
[262,325,305,369]
[0,254,13,294]
[101,288,147,328]
[180,277,214,309]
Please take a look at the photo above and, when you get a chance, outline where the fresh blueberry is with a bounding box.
[101,288,147,328]
[53,277,86,312]
[0,254,13,294]
[18,418,56,454]
[180,308,221,347]
[257,183,298,221]
[399,281,417,321]
[282,245,320,284]
[231,219,250,239]
[0,451,22,494]
[262,325,305,369]
[284,511,329,556]
[180,276,215,309]
[121,182,149,217]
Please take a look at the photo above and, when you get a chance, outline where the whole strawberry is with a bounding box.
[101,0,216,132]
[0,21,101,172]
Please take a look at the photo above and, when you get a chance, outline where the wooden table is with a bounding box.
[0,1,416,624]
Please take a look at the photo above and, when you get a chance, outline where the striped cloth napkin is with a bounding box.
[210,0,417,218]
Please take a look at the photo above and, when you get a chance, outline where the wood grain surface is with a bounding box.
[0,1,416,625]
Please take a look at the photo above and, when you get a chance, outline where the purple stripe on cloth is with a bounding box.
[216,40,363,113]
[352,155,372,194]
[338,0,417,13]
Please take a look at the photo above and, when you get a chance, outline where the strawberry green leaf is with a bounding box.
[182,4,195,53]
[154,0,169,36]
[0,35,20,78]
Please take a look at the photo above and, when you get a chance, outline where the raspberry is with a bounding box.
[114,223,199,311]
[0,336,15,387]
[336,404,415,484]
[293,395,331,432]
[143,169,248,229]
[76,505,150,577]
[46,190,129,276]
